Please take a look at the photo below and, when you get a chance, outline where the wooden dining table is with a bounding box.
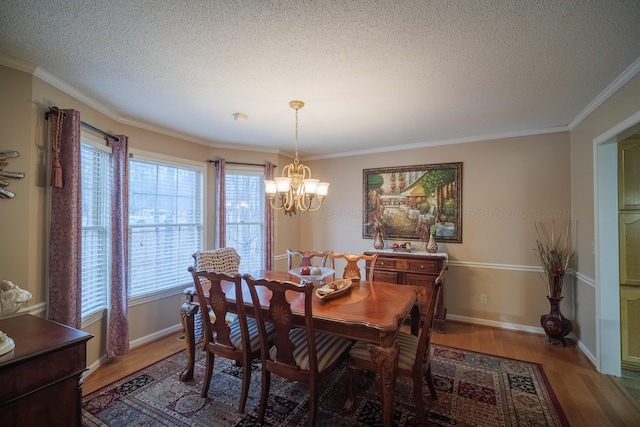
[179,270,418,427]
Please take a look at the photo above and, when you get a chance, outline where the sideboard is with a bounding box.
[365,250,448,334]
[0,314,92,426]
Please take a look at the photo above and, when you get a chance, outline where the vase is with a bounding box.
[373,231,384,250]
[540,296,572,347]
[426,234,438,253]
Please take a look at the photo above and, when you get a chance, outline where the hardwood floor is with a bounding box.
[82,321,640,426]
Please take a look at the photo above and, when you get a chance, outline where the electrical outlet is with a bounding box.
[480,294,487,304]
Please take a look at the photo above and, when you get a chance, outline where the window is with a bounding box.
[128,153,204,298]
[80,136,112,317]
[225,166,265,273]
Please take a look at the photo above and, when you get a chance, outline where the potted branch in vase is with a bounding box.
[534,221,575,346]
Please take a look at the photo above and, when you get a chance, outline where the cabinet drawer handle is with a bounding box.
[380,262,385,265]
[420,265,424,269]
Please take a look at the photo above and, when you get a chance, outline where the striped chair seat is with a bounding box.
[229,316,275,352]
[349,331,419,371]
[269,328,352,371]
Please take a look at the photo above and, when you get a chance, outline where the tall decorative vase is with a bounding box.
[540,296,572,346]
[426,234,438,253]
[373,230,384,250]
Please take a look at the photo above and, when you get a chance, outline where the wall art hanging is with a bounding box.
[363,162,462,243]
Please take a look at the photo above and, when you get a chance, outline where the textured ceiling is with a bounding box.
[1,1,640,158]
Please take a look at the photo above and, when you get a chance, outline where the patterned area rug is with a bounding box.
[82,345,568,426]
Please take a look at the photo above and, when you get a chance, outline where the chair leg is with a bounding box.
[202,351,215,397]
[426,366,438,400]
[308,379,318,427]
[344,364,358,411]
[238,359,251,413]
[412,379,428,426]
[258,369,270,422]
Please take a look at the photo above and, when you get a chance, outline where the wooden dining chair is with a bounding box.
[286,249,333,270]
[188,267,274,413]
[329,252,378,281]
[243,274,352,426]
[346,266,446,425]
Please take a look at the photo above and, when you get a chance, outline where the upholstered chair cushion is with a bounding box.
[229,317,275,352]
[269,328,352,371]
[349,331,419,371]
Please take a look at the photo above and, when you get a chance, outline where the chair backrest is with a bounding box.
[189,267,249,352]
[243,274,319,377]
[286,249,333,270]
[193,247,241,274]
[329,252,378,281]
[414,266,446,375]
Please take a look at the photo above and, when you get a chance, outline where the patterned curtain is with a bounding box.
[106,135,129,358]
[265,161,275,270]
[48,108,82,328]
[214,158,226,248]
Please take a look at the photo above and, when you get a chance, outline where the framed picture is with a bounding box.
[363,162,462,243]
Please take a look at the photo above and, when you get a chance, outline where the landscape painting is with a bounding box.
[363,162,462,243]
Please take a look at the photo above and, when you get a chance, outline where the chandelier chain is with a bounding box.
[294,107,300,165]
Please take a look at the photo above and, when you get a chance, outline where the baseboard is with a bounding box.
[447,314,596,367]
[84,322,184,380]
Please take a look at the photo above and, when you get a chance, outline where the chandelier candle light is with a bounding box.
[264,100,329,216]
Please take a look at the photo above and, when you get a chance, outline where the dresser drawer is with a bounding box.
[376,257,396,269]
[408,260,439,274]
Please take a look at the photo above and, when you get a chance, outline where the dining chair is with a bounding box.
[243,274,352,426]
[329,252,378,281]
[286,249,333,270]
[183,247,242,350]
[346,265,446,425]
[188,267,274,413]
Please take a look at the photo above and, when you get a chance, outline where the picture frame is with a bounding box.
[363,162,462,243]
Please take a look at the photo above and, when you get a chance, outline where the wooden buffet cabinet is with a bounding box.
[365,250,447,333]
[0,314,92,426]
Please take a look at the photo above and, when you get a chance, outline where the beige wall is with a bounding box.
[302,132,572,329]
[569,73,640,359]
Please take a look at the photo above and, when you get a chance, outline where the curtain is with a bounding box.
[265,161,275,270]
[106,135,129,358]
[48,108,82,328]
[214,158,226,248]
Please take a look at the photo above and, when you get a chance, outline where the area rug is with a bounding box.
[82,344,568,426]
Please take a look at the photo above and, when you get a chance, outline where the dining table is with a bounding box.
[179,270,418,427]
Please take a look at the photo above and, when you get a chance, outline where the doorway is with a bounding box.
[594,111,640,376]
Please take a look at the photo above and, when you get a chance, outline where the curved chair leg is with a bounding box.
[202,351,215,397]
[238,359,251,413]
[426,366,438,400]
[258,369,270,422]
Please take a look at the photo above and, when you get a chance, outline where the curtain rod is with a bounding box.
[80,121,120,142]
[208,160,274,168]
[45,109,120,142]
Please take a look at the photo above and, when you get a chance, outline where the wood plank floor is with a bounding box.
[83,321,640,426]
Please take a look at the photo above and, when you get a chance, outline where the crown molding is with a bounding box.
[303,126,569,161]
[0,53,37,74]
[569,55,640,130]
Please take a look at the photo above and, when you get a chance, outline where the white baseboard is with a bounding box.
[84,322,184,381]
[447,314,596,367]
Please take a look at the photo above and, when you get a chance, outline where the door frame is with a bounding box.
[593,110,640,375]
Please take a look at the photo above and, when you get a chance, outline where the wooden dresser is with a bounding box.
[365,250,447,333]
[0,314,92,427]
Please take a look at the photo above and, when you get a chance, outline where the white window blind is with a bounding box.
[80,140,112,317]
[225,167,265,273]
[128,156,204,297]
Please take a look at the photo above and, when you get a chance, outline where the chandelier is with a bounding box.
[264,100,329,216]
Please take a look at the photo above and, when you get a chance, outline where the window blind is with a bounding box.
[128,157,204,297]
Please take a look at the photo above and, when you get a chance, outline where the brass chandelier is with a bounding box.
[264,100,329,216]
